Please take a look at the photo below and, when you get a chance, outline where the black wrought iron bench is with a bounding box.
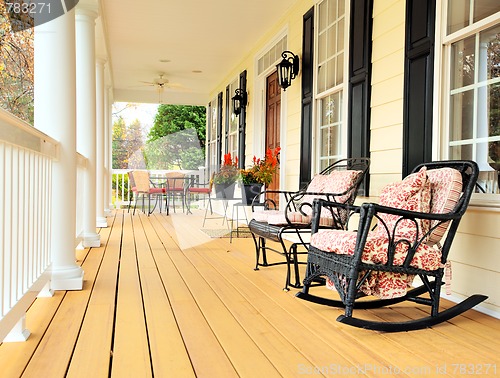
[296,160,488,332]
[248,158,370,290]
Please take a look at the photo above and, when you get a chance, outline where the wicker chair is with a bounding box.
[129,170,166,215]
[248,158,370,290]
[296,160,488,332]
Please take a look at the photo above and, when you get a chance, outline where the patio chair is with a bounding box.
[164,172,187,213]
[185,173,215,224]
[248,158,370,290]
[130,170,166,215]
[296,160,488,332]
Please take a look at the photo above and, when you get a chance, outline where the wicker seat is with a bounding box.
[248,158,370,290]
[296,160,488,332]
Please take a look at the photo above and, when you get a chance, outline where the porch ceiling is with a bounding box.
[97,0,300,106]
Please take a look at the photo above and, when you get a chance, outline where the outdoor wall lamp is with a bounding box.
[276,50,300,91]
[232,88,247,115]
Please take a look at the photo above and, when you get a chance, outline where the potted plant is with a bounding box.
[240,147,280,204]
[212,153,239,199]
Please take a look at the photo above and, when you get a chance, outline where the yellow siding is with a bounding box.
[369,0,499,317]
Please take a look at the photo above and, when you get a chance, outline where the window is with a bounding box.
[207,97,218,175]
[227,78,239,160]
[315,0,347,170]
[444,1,500,196]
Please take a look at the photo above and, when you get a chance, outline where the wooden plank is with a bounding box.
[21,234,109,377]
[165,216,422,377]
[147,214,281,378]
[154,215,377,375]
[143,214,239,377]
[134,213,195,377]
[0,219,113,378]
[66,212,122,378]
[110,213,152,378]
[0,292,65,378]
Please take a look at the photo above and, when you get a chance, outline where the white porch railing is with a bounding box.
[0,109,57,341]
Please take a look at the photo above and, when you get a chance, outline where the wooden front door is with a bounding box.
[266,71,281,205]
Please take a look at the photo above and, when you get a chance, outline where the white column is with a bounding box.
[104,86,112,216]
[108,87,115,211]
[34,9,83,290]
[96,59,108,227]
[76,5,101,246]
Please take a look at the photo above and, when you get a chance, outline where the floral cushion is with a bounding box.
[312,229,443,299]
[311,167,437,299]
[375,167,432,241]
[301,170,362,216]
[426,167,463,245]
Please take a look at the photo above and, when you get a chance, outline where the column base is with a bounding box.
[82,232,101,248]
[3,316,30,342]
[104,208,113,216]
[96,216,108,228]
[50,265,84,291]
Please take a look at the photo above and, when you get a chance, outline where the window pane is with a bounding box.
[338,18,344,51]
[450,36,475,89]
[327,25,337,57]
[318,32,327,63]
[450,90,474,140]
[477,142,500,194]
[449,144,472,160]
[326,58,336,89]
[319,0,328,31]
[447,0,470,34]
[473,0,500,24]
[479,26,500,82]
[336,52,344,85]
[319,93,342,160]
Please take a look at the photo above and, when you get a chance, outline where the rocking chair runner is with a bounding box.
[248,158,370,290]
[296,160,488,332]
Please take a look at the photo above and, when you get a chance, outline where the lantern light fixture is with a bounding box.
[276,50,300,91]
[232,88,247,116]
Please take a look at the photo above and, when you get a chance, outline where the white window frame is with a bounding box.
[436,3,500,206]
[227,78,240,162]
[313,0,350,172]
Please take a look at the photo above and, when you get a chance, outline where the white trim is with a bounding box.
[253,26,290,191]
[312,0,350,173]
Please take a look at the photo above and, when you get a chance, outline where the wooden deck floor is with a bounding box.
[1,209,499,377]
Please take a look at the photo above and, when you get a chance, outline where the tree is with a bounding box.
[0,4,34,124]
[112,116,145,169]
[146,104,206,169]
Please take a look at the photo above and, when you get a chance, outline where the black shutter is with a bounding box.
[225,85,230,154]
[299,7,314,188]
[238,70,247,169]
[216,92,223,170]
[348,0,373,196]
[402,0,435,177]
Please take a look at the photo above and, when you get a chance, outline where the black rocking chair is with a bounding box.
[248,158,370,290]
[296,160,488,332]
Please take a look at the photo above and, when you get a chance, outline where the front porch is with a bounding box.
[0,210,498,377]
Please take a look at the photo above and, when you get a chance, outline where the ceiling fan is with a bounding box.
[138,73,182,103]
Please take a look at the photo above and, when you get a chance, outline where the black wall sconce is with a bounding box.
[232,88,247,115]
[276,50,300,91]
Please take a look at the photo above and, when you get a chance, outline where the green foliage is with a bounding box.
[146,104,206,169]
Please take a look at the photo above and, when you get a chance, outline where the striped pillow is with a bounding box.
[426,167,463,246]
